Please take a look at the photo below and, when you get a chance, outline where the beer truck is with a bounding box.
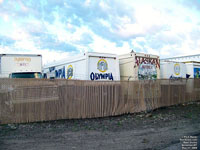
[43,52,120,81]
[0,54,42,78]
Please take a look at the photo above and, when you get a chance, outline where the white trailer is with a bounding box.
[43,52,120,81]
[0,54,42,78]
[185,62,200,78]
[160,61,186,79]
[119,52,160,80]
[184,62,200,93]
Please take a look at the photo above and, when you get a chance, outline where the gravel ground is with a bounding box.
[0,101,200,150]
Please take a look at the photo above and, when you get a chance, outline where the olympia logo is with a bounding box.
[90,59,113,81]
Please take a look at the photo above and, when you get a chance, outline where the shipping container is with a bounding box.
[119,52,160,81]
[160,61,186,79]
[0,54,42,78]
[43,52,120,81]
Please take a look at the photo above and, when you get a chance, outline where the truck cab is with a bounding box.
[9,72,42,78]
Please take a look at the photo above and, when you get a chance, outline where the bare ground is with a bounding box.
[0,101,200,150]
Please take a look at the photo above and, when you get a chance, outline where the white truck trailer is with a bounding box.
[160,61,186,79]
[185,62,200,79]
[119,52,160,80]
[43,52,120,81]
[0,54,42,78]
[184,62,200,93]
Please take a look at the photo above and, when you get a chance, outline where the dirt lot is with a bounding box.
[0,101,200,150]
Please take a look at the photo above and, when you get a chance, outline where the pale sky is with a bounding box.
[0,0,200,64]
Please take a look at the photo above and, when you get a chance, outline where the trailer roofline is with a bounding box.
[0,54,42,57]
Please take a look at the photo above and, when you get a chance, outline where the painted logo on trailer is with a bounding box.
[67,65,73,79]
[55,66,65,78]
[90,59,113,80]
[14,57,31,67]
[138,63,157,80]
[194,68,200,78]
[14,57,31,62]
[174,63,180,75]
[97,59,108,72]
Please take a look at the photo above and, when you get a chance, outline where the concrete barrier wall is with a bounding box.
[0,78,200,124]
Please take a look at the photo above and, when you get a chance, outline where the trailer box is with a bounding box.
[185,62,200,93]
[185,62,200,78]
[160,62,186,79]
[43,52,120,81]
[0,54,42,78]
[119,52,160,81]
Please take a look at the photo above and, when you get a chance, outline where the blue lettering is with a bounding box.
[96,73,99,80]
[109,73,114,80]
[55,70,58,78]
[49,67,55,72]
[90,72,94,80]
[62,66,65,78]
[90,72,114,81]
[105,73,108,79]
[99,73,103,80]
[55,66,66,79]
[99,73,102,79]
[58,69,62,78]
